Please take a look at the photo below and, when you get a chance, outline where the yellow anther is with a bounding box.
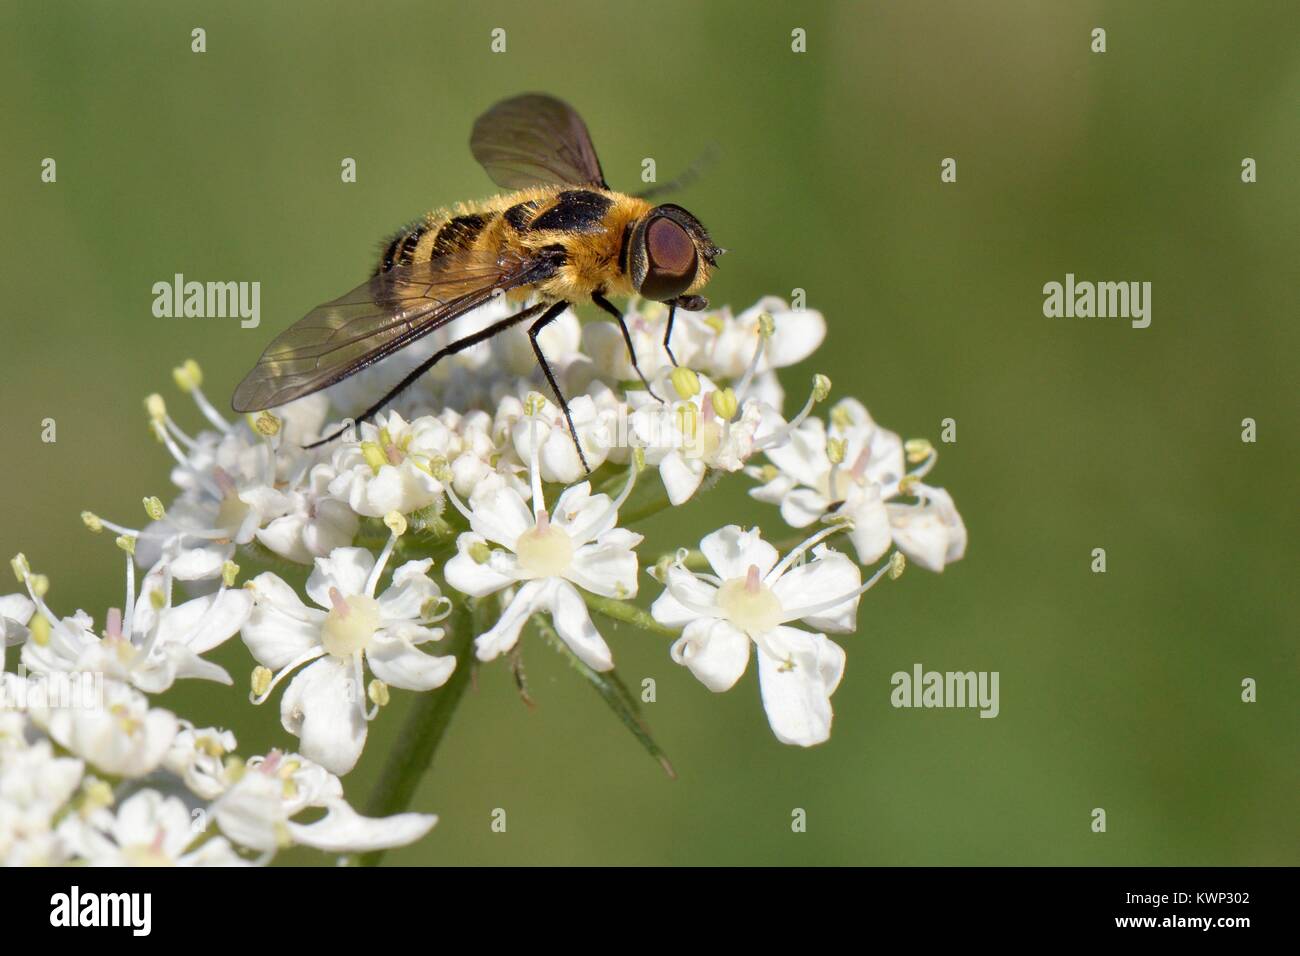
[81,511,104,533]
[145,394,167,421]
[115,535,136,555]
[143,496,166,521]
[469,541,492,564]
[11,553,30,582]
[223,756,247,783]
[253,411,281,437]
[898,474,919,497]
[704,312,726,334]
[904,438,933,464]
[889,551,907,580]
[79,777,115,816]
[172,359,203,393]
[757,312,776,338]
[523,391,547,417]
[29,574,49,598]
[670,367,701,400]
[756,464,779,483]
[149,589,166,610]
[827,437,847,465]
[384,511,408,537]
[812,374,832,403]
[676,401,699,439]
[368,679,390,707]
[250,666,272,697]
[360,441,387,474]
[30,615,51,647]
[711,387,738,421]
[197,735,227,758]
[222,560,240,588]
[830,405,854,430]
[632,446,647,473]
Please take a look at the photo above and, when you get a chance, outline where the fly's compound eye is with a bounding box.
[638,216,698,302]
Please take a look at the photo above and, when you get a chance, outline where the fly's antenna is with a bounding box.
[635,143,720,201]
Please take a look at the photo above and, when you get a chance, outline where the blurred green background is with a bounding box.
[2,1,1296,865]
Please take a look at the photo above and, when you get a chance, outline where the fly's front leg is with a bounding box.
[592,291,661,401]
[662,294,707,369]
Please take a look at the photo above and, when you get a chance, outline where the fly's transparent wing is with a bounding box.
[470,93,607,190]
[231,247,550,412]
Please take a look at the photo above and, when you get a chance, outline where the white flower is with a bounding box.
[651,525,873,747]
[163,723,239,801]
[29,680,178,779]
[508,393,614,483]
[0,737,84,866]
[444,446,641,671]
[242,535,455,775]
[60,789,246,866]
[211,749,436,855]
[631,370,781,505]
[256,461,360,565]
[18,546,249,694]
[1,592,35,652]
[694,297,827,380]
[328,410,452,517]
[745,397,968,569]
[750,398,904,532]
[887,484,968,572]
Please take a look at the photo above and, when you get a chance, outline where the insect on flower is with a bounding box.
[232,93,725,471]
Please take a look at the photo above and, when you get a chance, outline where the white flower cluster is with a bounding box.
[1,552,435,866]
[1,294,966,864]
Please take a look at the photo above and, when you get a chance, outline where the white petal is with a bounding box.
[157,588,253,654]
[659,452,704,505]
[651,566,719,627]
[700,525,779,580]
[280,658,367,776]
[475,580,547,661]
[444,535,515,597]
[243,573,325,670]
[764,418,828,489]
[764,306,826,368]
[367,633,455,691]
[170,546,229,580]
[756,627,845,747]
[376,559,439,620]
[772,550,861,633]
[256,515,313,565]
[468,485,533,549]
[287,799,436,853]
[670,618,750,691]
[887,503,949,572]
[779,488,830,528]
[844,485,892,564]
[306,547,375,606]
[549,581,614,672]
[566,534,641,599]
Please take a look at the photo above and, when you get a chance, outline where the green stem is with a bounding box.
[584,592,680,638]
[352,599,478,866]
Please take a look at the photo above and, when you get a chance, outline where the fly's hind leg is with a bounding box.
[592,291,661,401]
[528,301,592,475]
[303,301,547,449]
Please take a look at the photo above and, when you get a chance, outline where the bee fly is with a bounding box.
[232,93,724,470]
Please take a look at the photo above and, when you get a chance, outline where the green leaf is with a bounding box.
[532,614,676,779]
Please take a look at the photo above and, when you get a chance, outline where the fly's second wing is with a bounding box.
[231,246,560,412]
[470,93,607,191]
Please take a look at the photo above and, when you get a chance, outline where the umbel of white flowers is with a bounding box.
[0,295,965,864]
